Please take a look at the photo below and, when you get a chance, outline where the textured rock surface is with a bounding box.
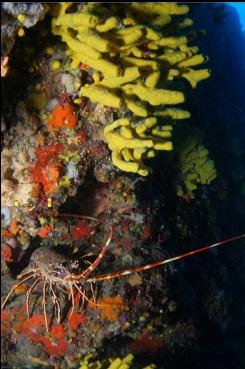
[1,2,48,56]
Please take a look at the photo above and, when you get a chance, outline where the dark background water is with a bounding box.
[138,4,245,369]
[171,4,245,369]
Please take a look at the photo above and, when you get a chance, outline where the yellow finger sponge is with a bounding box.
[79,353,157,369]
[51,2,210,114]
[176,139,217,199]
[50,3,211,176]
[104,118,173,176]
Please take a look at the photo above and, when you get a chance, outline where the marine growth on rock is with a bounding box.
[51,2,211,175]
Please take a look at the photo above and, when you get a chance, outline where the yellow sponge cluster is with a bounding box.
[104,117,173,176]
[176,140,217,198]
[51,3,211,176]
[51,2,211,116]
[79,353,156,369]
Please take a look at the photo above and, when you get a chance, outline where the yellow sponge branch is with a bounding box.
[79,352,157,369]
[104,117,173,175]
[101,67,140,88]
[77,28,111,52]
[122,84,185,105]
[177,54,208,68]
[80,85,122,109]
[154,108,191,119]
[55,13,99,28]
[182,68,211,88]
[96,17,118,32]
[176,137,217,198]
[130,2,189,15]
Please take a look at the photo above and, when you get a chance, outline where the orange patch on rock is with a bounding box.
[15,284,28,295]
[27,331,68,356]
[143,223,152,240]
[38,225,53,238]
[50,325,66,339]
[10,220,19,236]
[68,312,86,331]
[77,129,86,143]
[71,221,94,240]
[80,63,90,72]
[2,244,14,262]
[18,314,47,331]
[30,144,64,195]
[129,330,164,354]
[127,273,142,287]
[48,103,78,129]
[92,296,129,321]
[2,229,13,238]
[1,311,11,322]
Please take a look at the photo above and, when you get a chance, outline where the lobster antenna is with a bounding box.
[88,234,245,282]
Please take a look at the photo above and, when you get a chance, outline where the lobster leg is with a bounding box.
[17,268,39,280]
[42,281,49,332]
[80,252,96,259]
[80,294,85,310]
[49,282,61,324]
[74,283,100,308]
[2,274,36,309]
[74,283,110,309]
[89,282,96,304]
[26,278,41,318]
[69,284,75,319]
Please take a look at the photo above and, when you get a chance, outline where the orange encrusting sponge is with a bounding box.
[48,103,78,129]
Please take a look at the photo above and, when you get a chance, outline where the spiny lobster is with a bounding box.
[1,213,244,332]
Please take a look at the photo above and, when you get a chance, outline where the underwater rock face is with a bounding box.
[1,1,212,248]
[1,2,48,56]
[1,3,245,369]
